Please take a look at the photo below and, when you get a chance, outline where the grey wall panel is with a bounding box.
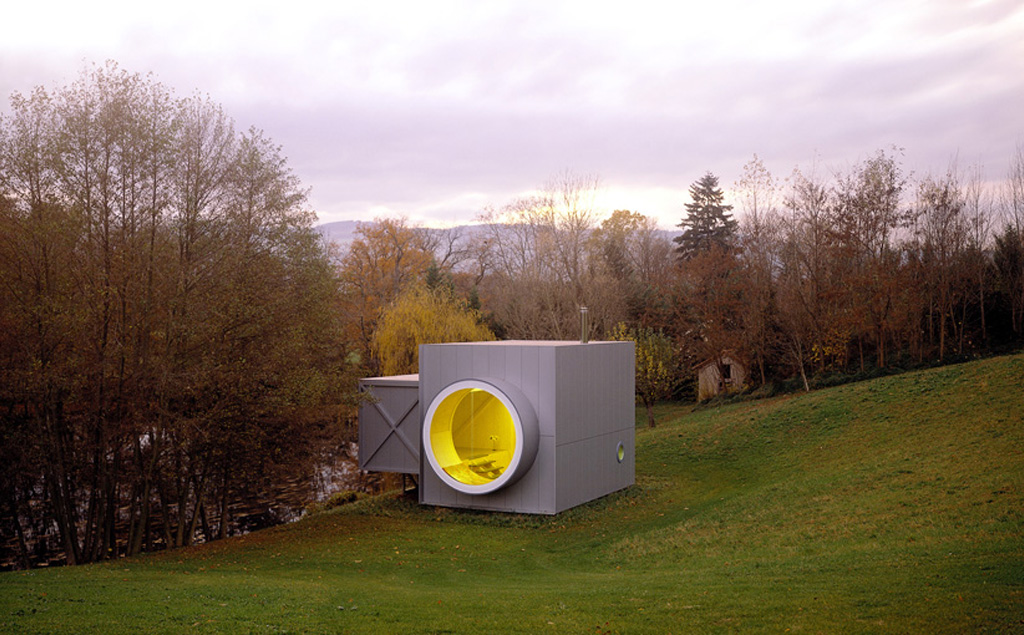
[503,345,522,391]
[553,438,574,509]
[584,346,601,438]
[442,474,459,507]
[441,345,460,388]
[586,348,601,440]
[607,343,633,438]
[420,469,452,508]
[616,343,636,437]
[495,475,520,513]
[621,433,636,481]
[511,462,530,511]
[555,430,634,512]
[536,346,556,437]
[417,347,444,506]
[419,346,441,412]
[490,482,512,512]
[473,344,490,378]
[358,379,420,474]
[455,487,473,510]
[541,345,559,432]
[599,342,633,439]
[535,436,557,513]
[564,344,582,443]
[455,344,474,379]
[597,346,612,436]
[440,473,458,507]
[554,345,573,443]
[482,343,499,378]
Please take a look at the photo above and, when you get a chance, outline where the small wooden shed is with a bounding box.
[696,353,747,401]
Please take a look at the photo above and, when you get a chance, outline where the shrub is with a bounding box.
[305,490,363,516]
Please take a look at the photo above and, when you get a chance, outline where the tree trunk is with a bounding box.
[219,468,231,540]
[978,271,987,346]
[185,473,207,547]
[174,475,188,548]
[5,497,32,570]
[45,405,83,566]
[157,477,174,550]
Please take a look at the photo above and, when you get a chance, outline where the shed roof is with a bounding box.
[425,340,618,348]
[359,374,419,387]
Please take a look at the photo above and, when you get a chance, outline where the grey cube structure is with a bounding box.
[358,340,635,515]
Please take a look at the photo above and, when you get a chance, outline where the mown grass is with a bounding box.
[2,354,1023,633]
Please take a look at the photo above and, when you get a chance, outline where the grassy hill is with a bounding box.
[2,354,1022,633]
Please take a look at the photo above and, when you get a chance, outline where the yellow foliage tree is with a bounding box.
[611,323,675,427]
[372,284,495,376]
[337,218,434,368]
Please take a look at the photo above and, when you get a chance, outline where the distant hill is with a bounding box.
[317,219,677,253]
[316,220,361,247]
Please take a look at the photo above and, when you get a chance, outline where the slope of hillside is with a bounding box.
[2,354,1022,633]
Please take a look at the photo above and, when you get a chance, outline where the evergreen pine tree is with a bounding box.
[674,172,738,259]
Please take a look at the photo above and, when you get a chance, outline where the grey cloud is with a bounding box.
[4,1,1021,226]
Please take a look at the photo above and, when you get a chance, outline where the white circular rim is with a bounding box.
[422,379,525,495]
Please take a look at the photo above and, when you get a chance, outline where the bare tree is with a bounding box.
[0,63,349,567]
[735,154,780,385]
[592,209,674,328]
[963,164,996,345]
[915,168,970,359]
[474,172,615,339]
[777,164,835,387]
[1005,142,1024,233]
[829,148,910,368]
[996,145,1024,335]
[414,224,471,271]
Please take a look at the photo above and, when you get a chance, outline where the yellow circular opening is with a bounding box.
[428,388,518,486]
[617,442,625,463]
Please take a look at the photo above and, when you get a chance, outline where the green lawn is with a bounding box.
[3,354,1023,633]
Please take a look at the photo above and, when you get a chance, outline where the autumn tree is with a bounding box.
[829,148,910,368]
[734,155,780,386]
[994,224,1024,337]
[675,245,747,385]
[336,217,434,370]
[776,165,834,389]
[996,145,1024,337]
[1006,143,1024,234]
[611,323,674,427]
[591,209,674,327]
[963,164,996,345]
[372,284,495,376]
[915,169,971,359]
[474,171,623,339]
[0,62,350,567]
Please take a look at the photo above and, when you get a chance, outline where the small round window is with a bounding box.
[616,441,626,463]
[423,379,539,495]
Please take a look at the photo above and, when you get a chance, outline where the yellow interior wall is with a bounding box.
[428,388,516,485]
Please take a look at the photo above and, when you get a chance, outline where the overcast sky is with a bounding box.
[3,0,1022,228]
